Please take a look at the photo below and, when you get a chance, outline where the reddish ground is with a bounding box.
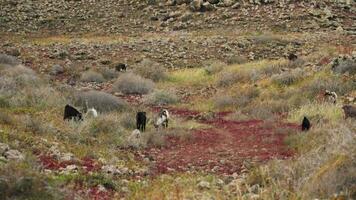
[144,107,299,175]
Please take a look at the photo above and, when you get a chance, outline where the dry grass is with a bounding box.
[271,68,305,86]
[113,73,155,95]
[203,59,227,75]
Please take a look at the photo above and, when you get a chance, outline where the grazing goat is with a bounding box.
[342,105,356,119]
[324,90,338,104]
[288,53,298,61]
[155,109,169,128]
[86,108,98,118]
[136,112,147,132]
[115,63,127,72]
[64,105,82,121]
[301,116,310,131]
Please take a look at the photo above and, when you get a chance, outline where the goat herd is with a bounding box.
[63,89,355,136]
[63,104,170,134]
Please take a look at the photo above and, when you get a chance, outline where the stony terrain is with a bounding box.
[0,0,355,199]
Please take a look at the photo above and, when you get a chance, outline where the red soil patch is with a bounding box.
[38,154,101,172]
[143,108,299,175]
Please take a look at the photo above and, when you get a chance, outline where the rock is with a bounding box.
[197,180,210,189]
[63,165,78,172]
[4,150,24,160]
[0,143,9,155]
[49,64,64,75]
[190,0,204,12]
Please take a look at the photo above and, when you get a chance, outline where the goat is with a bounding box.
[301,116,310,131]
[342,105,356,119]
[324,90,338,104]
[155,109,169,128]
[136,112,147,132]
[64,105,82,121]
[288,53,298,61]
[115,63,127,72]
[86,108,98,118]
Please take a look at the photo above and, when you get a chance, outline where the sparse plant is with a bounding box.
[213,95,235,109]
[203,60,227,75]
[112,73,154,95]
[99,68,119,80]
[226,55,249,65]
[134,59,167,82]
[80,70,105,83]
[271,68,305,86]
[0,54,20,67]
[145,90,179,106]
[75,90,128,113]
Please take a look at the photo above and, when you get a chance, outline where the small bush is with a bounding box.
[80,71,105,83]
[145,90,178,106]
[142,130,165,148]
[226,55,249,65]
[332,56,356,75]
[134,59,167,82]
[217,72,240,87]
[0,54,20,67]
[112,73,154,95]
[75,90,128,113]
[99,68,119,80]
[0,112,14,125]
[234,86,260,108]
[303,76,355,98]
[203,60,227,75]
[271,68,305,86]
[213,95,235,109]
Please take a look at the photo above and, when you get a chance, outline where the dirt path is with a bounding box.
[144,108,299,175]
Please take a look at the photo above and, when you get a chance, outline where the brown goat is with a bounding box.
[342,105,356,119]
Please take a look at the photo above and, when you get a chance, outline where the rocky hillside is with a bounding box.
[1,0,355,34]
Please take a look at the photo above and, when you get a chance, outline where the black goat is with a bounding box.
[136,112,147,132]
[64,105,82,121]
[288,53,298,61]
[301,116,310,131]
[115,63,127,72]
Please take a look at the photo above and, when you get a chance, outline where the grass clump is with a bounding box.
[271,68,305,86]
[213,95,235,109]
[75,90,128,113]
[288,102,343,124]
[144,90,179,106]
[203,59,227,75]
[80,70,105,83]
[133,59,167,82]
[98,68,119,80]
[166,68,212,86]
[113,73,154,95]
